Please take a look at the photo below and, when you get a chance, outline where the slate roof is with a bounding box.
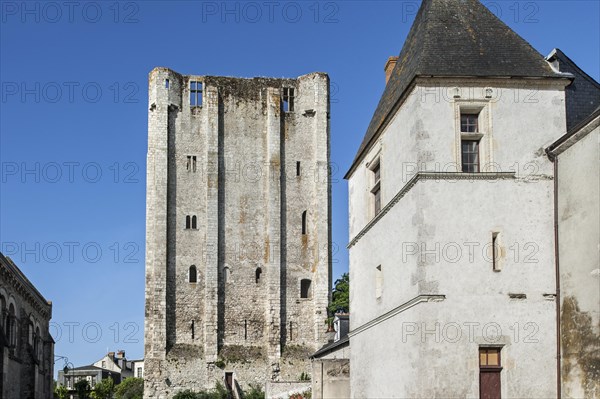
[345,0,565,178]
[310,335,350,359]
[546,49,600,131]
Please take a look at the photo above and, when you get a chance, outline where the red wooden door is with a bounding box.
[480,369,501,399]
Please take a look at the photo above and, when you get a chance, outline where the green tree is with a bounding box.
[114,377,144,399]
[327,272,349,323]
[91,377,114,399]
[54,383,68,399]
[75,380,91,399]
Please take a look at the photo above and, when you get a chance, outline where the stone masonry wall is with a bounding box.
[144,68,330,398]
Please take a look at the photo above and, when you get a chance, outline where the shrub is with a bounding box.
[244,384,265,399]
[173,383,228,399]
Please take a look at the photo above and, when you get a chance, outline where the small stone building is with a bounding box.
[311,314,350,399]
[144,69,331,397]
[0,252,54,399]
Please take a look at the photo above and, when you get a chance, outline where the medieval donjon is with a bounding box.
[144,68,331,397]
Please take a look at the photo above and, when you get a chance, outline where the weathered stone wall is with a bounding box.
[145,68,330,397]
[554,117,600,398]
[312,356,350,399]
[0,254,54,399]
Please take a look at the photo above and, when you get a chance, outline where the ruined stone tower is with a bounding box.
[144,68,331,397]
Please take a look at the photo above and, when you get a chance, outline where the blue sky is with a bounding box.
[1,0,598,373]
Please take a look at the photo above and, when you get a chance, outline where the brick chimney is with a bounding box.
[116,350,125,359]
[108,351,115,360]
[384,56,399,84]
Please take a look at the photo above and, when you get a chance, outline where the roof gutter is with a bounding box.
[546,148,561,399]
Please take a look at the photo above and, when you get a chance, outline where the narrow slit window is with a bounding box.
[191,215,197,229]
[244,320,248,340]
[301,211,307,235]
[190,81,203,106]
[223,266,230,284]
[492,232,500,271]
[296,161,301,177]
[186,215,191,229]
[191,320,195,339]
[300,279,312,299]
[187,156,191,171]
[165,79,169,89]
[192,156,197,172]
[282,87,294,112]
[375,265,383,299]
[189,265,197,283]
[255,267,262,283]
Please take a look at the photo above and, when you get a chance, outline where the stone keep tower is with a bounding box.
[144,67,331,397]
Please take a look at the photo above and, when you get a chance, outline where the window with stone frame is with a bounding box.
[461,113,479,133]
[190,81,203,106]
[459,111,483,172]
[461,140,480,172]
[186,155,197,172]
[282,87,294,112]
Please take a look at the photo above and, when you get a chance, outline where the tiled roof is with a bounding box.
[346,0,564,177]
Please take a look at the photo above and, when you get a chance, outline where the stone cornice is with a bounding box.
[0,255,52,320]
[347,172,516,248]
[348,294,446,338]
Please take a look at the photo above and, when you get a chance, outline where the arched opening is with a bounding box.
[255,267,262,284]
[301,211,307,235]
[186,215,191,229]
[189,265,197,283]
[192,215,197,229]
[300,279,312,299]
